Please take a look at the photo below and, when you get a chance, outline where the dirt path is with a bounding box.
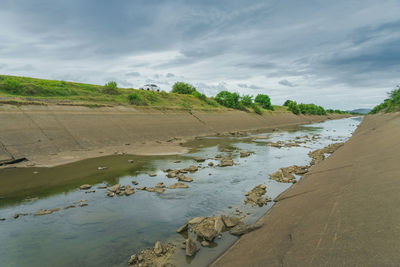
[0,104,347,167]
[211,112,400,267]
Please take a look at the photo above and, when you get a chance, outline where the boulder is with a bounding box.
[187,165,198,172]
[108,184,121,192]
[188,217,206,224]
[156,182,166,188]
[176,222,188,233]
[194,157,206,162]
[34,209,54,216]
[177,174,193,182]
[185,238,198,257]
[167,171,178,178]
[196,227,218,241]
[229,222,263,236]
[154,241,164,256]
[201,240,210,247]
[214,216,225,233]
[219,158,234,167]
[221,215,241,228]
[168,182,189,189]
[244,184,271,206]
[240,151,250,158]
[208,162,214,167]
[269,168,296,183]
[79,184,92,190]
[149,173,157,177]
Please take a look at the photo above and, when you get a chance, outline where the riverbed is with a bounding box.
[0,117,361,267]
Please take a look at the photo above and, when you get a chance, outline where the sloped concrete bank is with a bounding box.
[0,104,347,167]
[211,112,400,266]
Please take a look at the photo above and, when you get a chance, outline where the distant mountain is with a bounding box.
[347,108,371,114]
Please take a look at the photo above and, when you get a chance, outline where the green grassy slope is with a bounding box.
[370,86,400,114]
[0,75,291,113]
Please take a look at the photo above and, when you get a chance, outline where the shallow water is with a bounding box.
[0,117,362,267]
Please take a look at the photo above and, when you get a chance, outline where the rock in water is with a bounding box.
[221,215,241,228]
[188,217,206,224]
[214,216,225,233]
[240,151,250,158]
[229,222,263,236]
[168,182,189,189]
[79,184,92,190]
[154,241,164,256]
[177,174,193,182]
[108,184,121,192]
[176,222,188,233]
[194,157,206,162]
[219,158,234,167]
[185,238,198,257]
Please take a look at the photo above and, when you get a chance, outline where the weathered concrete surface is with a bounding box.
[212,112,400,267]
[0,104,344,166]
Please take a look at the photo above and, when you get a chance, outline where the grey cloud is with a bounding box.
[279,80,296,87]
[125,72,140,77]
[1,0,399,109]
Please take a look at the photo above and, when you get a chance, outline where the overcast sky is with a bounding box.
[1,0,399,109]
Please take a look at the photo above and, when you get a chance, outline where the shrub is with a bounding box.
[255,94,273,110]
[215,91,243,109]
[370,86,400,114]
[128,93,146,105]
[2,78,23,94]
[103,81,119,94]
[283,100,294,106]
[240,95,253,107]
[172,82,197,95]
[251,103,262,115]
[287,101,327,115]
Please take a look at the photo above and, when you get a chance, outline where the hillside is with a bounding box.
[0,75,288,113]
[347,108,371,114]
[370,86,400,114]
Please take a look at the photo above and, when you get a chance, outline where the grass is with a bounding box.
[0,74,291,114]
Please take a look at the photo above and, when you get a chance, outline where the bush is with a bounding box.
[103,81,119,94]
[255,94,273,110]
[370,86,400,114]
[215,91,243,109]
[172,82,197,95]
[2,78,23,94]
[128,93,146,105]
[240,95,253,107]
[283,100,294,106]
[287,101,327,115]
[251,103,262,115]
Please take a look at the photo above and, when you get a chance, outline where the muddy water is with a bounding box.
[0,117,362,267]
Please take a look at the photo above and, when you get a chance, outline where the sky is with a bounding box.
[1,0,399,110]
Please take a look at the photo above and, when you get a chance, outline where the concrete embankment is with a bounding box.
[0,104,345,167]
[211,112,400,266]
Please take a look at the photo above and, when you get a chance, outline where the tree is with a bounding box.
[240,95,253,107]
[255,94,273,110]
[215,91,243,109]
[172,82,197,94]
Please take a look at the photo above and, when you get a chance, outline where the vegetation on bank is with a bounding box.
[283,100,349,115]
[0,75,346,115]
[370,86,400,114]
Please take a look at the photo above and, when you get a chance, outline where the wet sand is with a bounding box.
[211,112,400,266]
[0,104,348,167]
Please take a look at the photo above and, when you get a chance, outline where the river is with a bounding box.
[0,117,361,267]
